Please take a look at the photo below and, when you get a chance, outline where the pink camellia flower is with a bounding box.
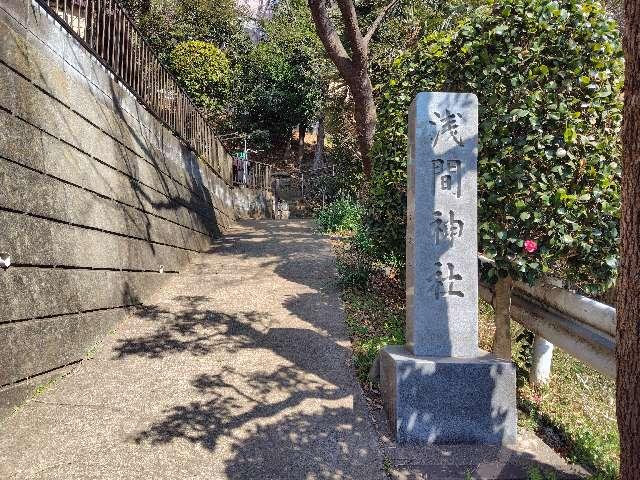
[524,239,538,253]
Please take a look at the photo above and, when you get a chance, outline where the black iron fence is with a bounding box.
[37,0,231,182]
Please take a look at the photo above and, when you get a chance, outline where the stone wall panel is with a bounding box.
[0,308,129,385]
[0,0,263,418]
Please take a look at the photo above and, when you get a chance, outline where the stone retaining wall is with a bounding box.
[233,187,274,219]
[0,0,269,417]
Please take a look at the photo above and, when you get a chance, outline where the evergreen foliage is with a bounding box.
[368,0,623,292]
[231,0,328,147]
[315,196,364,234]
[169,40,231,112]
[124,0,248,60]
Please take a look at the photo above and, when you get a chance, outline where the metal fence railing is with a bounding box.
[37,0,231,182]
[478,255,615,382]
[232,158,272,190]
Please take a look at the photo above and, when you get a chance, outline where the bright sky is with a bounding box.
[237,0,275,17]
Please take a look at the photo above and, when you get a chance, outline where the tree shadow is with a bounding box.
[112,291,383,478]
[112,301,273,360]
[113,296,352,387]
[105,78,225,240]
[204,219,338,292]
[134,366,345,449]
[132,361,382,478]
[224,406,381,480]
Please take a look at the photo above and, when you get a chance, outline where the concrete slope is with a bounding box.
[0,220,385,480]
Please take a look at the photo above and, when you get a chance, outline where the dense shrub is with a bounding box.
[169,40,231,112]
[315,197,364,234]
[230,1,327,147]
[368,0,623,293]
[316,198,376,289]
[336,226,381,290]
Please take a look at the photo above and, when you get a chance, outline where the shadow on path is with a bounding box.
[110,261,382,479]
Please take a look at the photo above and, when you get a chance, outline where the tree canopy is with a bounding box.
[230,0,328,147]
[169,40,231,114]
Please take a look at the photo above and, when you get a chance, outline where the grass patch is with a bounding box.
[7,332,113,419]
[332,236,405,382]
[315,196,363,234]
[331,233,619,478]
[84,339,103,359]
[527,467,558,480]
[8,367,75,419]
[342,289,404,382]
[32,376,59,398]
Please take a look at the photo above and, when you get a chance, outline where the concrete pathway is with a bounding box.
[0,220,385,479]
[0,219,588,479]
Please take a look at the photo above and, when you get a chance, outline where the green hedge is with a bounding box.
[368,0,623,293]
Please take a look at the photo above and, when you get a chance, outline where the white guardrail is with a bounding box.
[478,255,615,383]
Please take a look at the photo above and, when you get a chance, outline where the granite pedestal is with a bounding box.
[380,345,517,445]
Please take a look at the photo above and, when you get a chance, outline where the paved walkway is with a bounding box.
[0,220,384,479]
[0,220,588,479]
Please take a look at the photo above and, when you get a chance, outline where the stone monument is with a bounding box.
[380,92,517,444]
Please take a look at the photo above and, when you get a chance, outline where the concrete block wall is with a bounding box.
[0,0,268,417]
[233,187,274,219]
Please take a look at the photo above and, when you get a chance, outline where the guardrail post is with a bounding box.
[493,276,513,359]
[530,335,554,385]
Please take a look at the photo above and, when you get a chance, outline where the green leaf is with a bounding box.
[564,126,578,144]
[368,0,622,293]
[493,24,509,35]
[510,108,530,118]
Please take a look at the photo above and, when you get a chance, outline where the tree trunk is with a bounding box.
[617,0,640,477]
[307,0,392,181]
[282,135,293,163]
[350,71,377,178]
[492,276,513,360]
[296,123,307,168]
[140,0,151,15]
[313,116,325,170]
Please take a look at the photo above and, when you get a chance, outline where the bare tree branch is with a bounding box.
[363,0,401,45]
[308,0,355,78]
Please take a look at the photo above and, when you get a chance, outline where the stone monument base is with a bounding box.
[380,345,517,445]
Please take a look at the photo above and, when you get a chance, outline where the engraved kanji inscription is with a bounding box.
[431,210,464,245]
[432,159,462,198]
[429,109,464,148]
[434,262,464,299]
